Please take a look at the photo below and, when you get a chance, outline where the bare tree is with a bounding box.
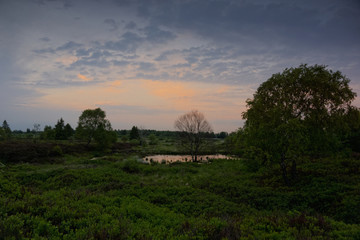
[174,110,213,162]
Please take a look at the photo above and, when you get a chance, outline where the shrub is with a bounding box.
[122,160,141,174]
[51,145,64,157]
[243,146,268,172]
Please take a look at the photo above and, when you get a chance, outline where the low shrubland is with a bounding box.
[1,152,359,239]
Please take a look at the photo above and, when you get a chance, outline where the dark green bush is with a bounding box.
[122,160,142,174]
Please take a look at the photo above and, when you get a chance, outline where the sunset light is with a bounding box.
[1,0,359,132]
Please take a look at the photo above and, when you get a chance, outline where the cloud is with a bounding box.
[104,18,119,31]
[136,0,360,53]
[56,41,83,51]
[125,21,137,30]
[143,80,196,100]
[39,37,51,42]
[136,62,156,72]
[99,104,180,116]
[33,48,56,54]
[77,73,92,82]
[35,0,73,9]
[33,41,83,55]
[112,60,131,66]
[143,25,176,44]
[104,32,143,53]
[76,48,92,57]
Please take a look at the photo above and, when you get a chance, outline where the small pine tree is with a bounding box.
[55,118,66,140]
[2,120,11,140]
[130,126,140,140]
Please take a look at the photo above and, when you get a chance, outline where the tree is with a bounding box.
[0,127,5,141]
[32,123,41,133]
[242,64,358,184]
[64,123,75,139]
[41,125,55,140]
[149,133,158,145]
[75,108,116,148]
[54,118,66,140]
[174,110,213,162]
[1,120,11,140]
[130,126,140,140]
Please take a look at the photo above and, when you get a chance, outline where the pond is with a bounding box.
[142,154,233,164]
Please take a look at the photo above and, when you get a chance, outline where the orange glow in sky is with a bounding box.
[34,79,249,131]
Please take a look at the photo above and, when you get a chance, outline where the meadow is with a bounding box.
[1,138,360,239]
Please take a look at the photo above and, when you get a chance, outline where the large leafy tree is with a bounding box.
[76,108,116,148]
[174,110,213,162]
[242,64,358,184]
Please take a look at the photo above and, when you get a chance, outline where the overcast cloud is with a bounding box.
[0,0,359,132]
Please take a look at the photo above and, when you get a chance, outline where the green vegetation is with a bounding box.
[75,108,117,150]
[1,150,359,239]
[234,64,360,185]
[1,64,359,239]
[1,120,12,141]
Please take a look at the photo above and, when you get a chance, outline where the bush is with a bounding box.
[50,145,63,157]
[122,160,142,174]
[243,146,268,172]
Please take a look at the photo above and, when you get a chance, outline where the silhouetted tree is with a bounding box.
[174,110,213,161]
[75,108,116,148]
[41,125,55,140]
[32,123,41,133]
[242,64,358,185]
[64,123,75,139]
[1,120,11,140]
[130,126,140,140]
[216,131,228,139]
[55,118,66,140]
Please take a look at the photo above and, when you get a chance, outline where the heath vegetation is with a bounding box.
[1,64,359,239]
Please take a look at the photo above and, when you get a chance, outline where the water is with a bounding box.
[142,154,232,164]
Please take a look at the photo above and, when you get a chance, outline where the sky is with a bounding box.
[1,0,359,133]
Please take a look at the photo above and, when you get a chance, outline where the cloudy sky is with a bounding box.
[1,0,359,132]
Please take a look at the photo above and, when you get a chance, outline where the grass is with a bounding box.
[1,150,360,239]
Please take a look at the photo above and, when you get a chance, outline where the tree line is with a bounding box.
[1,64,359,185]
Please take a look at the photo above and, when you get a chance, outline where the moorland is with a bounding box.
[1,65,360,239]
[0,132,359,239]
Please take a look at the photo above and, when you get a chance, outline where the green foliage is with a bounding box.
[54,118,75,140]
[241,64,358,184]
[130,126,140,140]
[1,154,359,239]
[122,159,142,174]
[148,133,158,145]
[244,64,357,155]
[243,146,267,172]
[1,120,12,140]
[75,108,116,150]
[55,118,66,140]
[51,145,64,157]
[0,141,95,164]
[41,125,55,140]
[0,127,5,141]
